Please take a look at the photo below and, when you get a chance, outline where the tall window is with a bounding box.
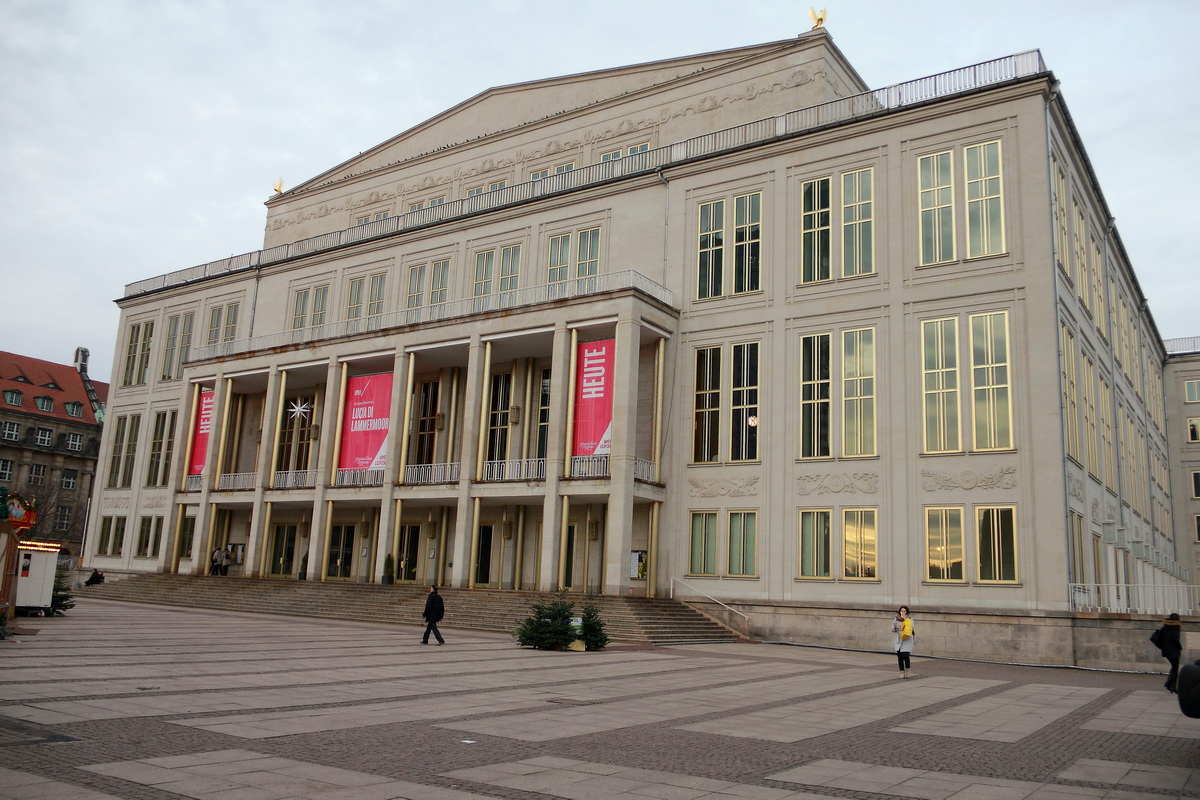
[798,509,831,578]
[106,414,141,488]
[843,508,877,579]
[970,311,1012,450]
[27,464,46,485]
[1083,355,1098,476]
[161,312,194,381]
[178,516,196,559]
[730,342,759,462]
[727,511,756,576]
[291,288,310,330]
[1053,161,1070,274]
[275,395,314,472]
[1091,242,1106,336]
[921,318,959,452]
[499,244,521,293]
[965,140,1004,258]
[1100,376,1116,490]
[474,250,495,297]
[697,200,724,299]
[733,192,761,293]
[413,381,439,465]
[122,321,154,386]
[346,277,365,320]
[206,302,239,345]
[97,516,126,557]
[485,373,512,463]
[926,507,964,581]
[801,178,831,283]
[145,410,177,487]
[407,263,426,309]
[842,328,875,457]
[366,273,386,319]
[919,151,954,265]
[536,368,552,459]
[0,459,11,482]
[577,228,599,278]
[977,506,1017,582]
[842,167,874,277]
[689,512,717,575]
[548,234,570,284]
[136,516,163,558]
[54,506,71,532]
[1061,325,1079,461]
[800,333,831,458]
[692,347,721,463]
[430,259,450,305]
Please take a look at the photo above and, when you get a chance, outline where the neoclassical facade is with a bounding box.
[86,30,1190,631]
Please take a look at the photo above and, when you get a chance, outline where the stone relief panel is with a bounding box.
[688,477,760,498]
[102,496,131,511]
[1066,475,1085,503]
[920,466,1016,491]
[270,71,832,232]
[796,473,878,496]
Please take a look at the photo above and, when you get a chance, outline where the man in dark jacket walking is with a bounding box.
[1151,613,1183,692]
[422,586,445,645]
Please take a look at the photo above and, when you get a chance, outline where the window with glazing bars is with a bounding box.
[692,347,720,463]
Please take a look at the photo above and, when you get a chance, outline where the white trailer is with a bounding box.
[14,541,60,616]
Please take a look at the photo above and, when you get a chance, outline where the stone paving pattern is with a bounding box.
[0,600,1197,799]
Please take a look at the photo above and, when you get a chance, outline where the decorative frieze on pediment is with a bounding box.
[920,466,1016,491]
[688,477,760,498]
[796,473,878,496]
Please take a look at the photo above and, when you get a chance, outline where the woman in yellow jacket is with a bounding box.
[891,605,915,678]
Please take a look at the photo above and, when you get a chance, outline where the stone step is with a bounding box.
[80,575,740,644]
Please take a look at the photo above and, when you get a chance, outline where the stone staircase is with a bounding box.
[77,574,742,644]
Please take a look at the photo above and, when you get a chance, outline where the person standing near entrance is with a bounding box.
[422,585,445,645]
[1150,613,1183,692]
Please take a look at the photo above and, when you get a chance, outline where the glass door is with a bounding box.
[269,525,296,577]
[475,525,493,585]
[327,525,355,580]
[398,525,421,582]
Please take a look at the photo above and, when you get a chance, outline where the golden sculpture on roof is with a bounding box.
[809,7,826,30]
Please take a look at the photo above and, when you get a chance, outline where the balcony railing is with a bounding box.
[634,458,656,482]
[404,462,460,485]
[273,470,317,489]
[126,50,1046,304]
[481,458,546,482]
[1068,583,1200,616]
[334,469,386,487]
[1165,336,1200,355]
[183,474,203,492]
[188,269,673,361]
[569,455,609,478]
[216,472,257,491]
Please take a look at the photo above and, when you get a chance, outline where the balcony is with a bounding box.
[273,470,317,489]
[183,475,203,492]
[216,472,256,491]
[404,462,460,485]
[188,270,673,362]
[334,469,386,487]
[634,458,656,482]
[569,455,609,478]
[481,458,546,482]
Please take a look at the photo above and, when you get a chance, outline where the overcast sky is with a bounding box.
[2,0,1197,383]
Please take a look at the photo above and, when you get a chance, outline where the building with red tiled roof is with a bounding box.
[0,348,107,555]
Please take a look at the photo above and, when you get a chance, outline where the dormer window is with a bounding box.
[3,390,21,406]
[65,402,84,418]
[35,396,53,412]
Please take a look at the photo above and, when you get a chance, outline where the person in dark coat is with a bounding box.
[422,585,445,645]
[84,569,104,586]
[1151,613,1183,692]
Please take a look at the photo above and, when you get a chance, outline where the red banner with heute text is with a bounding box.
[572,339,615,456]
[188,388,214,475]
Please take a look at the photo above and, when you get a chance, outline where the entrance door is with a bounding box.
[269,525,297,577]
[398,525,421,582]
[327,525,355,579]
[475,525,493,585]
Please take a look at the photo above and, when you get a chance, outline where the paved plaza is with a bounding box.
[0,600,1198,799]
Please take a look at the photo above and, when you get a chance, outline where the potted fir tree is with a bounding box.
[382,553,395,585]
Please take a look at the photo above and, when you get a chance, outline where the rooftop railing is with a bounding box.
[1165,337,1200,355]
[124,50,1046,300]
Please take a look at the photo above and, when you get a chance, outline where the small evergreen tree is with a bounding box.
[579,601,609,651]
[51,567,75,616]
[514,595,576,650]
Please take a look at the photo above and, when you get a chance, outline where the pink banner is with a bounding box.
[338,373,393,470]
[572,339,615,456]
[188,388,214,475]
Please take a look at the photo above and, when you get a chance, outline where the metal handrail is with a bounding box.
[125,51,1045,300]
[670,576,750,621]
